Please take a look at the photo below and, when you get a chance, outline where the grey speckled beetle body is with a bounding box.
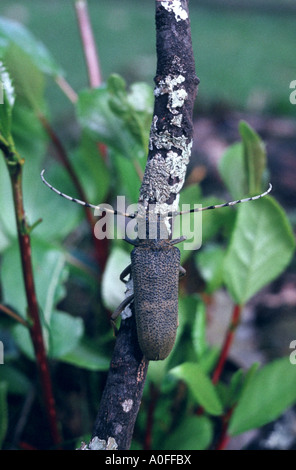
[122,238,185,361]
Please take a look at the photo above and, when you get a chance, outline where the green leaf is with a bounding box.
[59,343,110,371]
[239,120,267,195]
[107,73,127,97]
[4,44,45,111]
[0,17,63,76]
[0,382,8,449]
[0,142,82,251]
[113,151,143,203]
[107,75,152,149]
[11,324,34,360]
[0,61,15,140]
[76,76,152,162]
[0,100,81,250]
[198,347,220,376]
[48,311,84,359]
[1,239,68,323]
[77,86,131,155]
[227,369,244,408]
[147,357,172,385]
[196,244,225,294]
[200,195,236,244]
[73,132,110,204]
[127,82,154,115]
[174,184,202,263]
[170,362,223,416]
[223,197,295,305]
[192,300,207,360]
[11,323,35,361]
[219,142,247,200]
[30,164,82,243]
[0,365,31,395]
[11,104,47,160]
[229,357,296,436]
[162,416,213,450]
[173,295,199,361]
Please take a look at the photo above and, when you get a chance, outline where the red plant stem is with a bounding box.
[74,0,108,163]
[74,0,103,88]
[39,112,109,271]
[55,76,78,104]
[18,441,39,451]
[211,305,242,449]
[10,169,61,447]
[212,304,242,385]
[0,303,29,327]
[73,0,110,269]
[38,113,95,229]
[215,406,234,450]
[196,305,242,446]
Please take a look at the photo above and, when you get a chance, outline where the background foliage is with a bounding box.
[0,0,295,450]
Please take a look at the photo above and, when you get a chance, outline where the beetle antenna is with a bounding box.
[40,169,135,218]
[175,183,272,216]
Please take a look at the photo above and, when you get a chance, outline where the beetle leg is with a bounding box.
[124,235,138,246]
[110,294,134,335]
[120,264,132,283]
[179,266,186,278]
[170,236,187,246]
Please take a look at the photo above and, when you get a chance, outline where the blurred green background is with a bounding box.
[1,0,295,118]
[0,0,295,450]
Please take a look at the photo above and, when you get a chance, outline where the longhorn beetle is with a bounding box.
[41,169,272,360]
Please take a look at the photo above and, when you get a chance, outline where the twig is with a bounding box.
[1,143,61,447]
[55,76,78,104]
[212,304,242,384]
[74,0,108,164]
[0,304,29,327]
[74,0,103,88]
[214,406,234,450]
[73,0,109,270]
[37,111,95,230]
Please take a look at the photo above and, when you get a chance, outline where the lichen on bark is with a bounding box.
[139,0,199,225]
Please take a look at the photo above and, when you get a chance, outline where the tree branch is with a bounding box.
[88,0,198,450]
[139,0,199,221]
[90,313,149,450]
